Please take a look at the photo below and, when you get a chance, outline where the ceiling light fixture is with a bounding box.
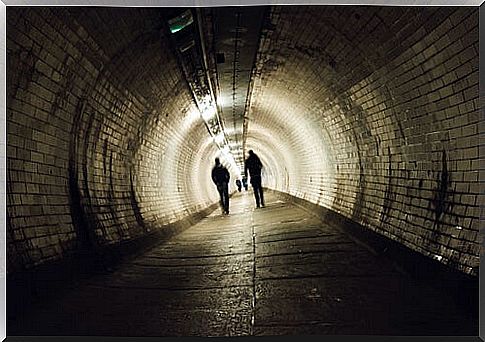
[201,105,216,121]
[168,10,194,33]
[214,133,225,144]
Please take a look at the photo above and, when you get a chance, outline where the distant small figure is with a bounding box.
[236,179,242,192]
[242,176,248,191]
[245,150,265,208]
[211,158,230,215]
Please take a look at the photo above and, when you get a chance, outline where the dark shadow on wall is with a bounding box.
[429,150,453,240]
[68,98,94,253]
[130,170,146,232]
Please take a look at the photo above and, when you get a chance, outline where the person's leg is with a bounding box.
[223,183,229,213]
[253,186,260,207]
[252,178,261,207]
[217,185,224,212]
[259,185,265,207]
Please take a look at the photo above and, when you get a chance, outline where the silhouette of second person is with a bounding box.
[245,150,265,208]
[212,158,230,215]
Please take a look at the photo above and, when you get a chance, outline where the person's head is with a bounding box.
[248,150,254,156]
[215,157,220,165]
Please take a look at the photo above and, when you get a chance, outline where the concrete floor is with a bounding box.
[9,191,477,337]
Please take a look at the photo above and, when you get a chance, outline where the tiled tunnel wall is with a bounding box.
[6,6,480,276]
[6,7,223,273]
[247,6,479,276]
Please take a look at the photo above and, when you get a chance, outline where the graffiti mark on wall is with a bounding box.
[380,147,395,224]
[429,150,454,240]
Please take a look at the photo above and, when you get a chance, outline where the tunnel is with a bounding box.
[5,4,480,337]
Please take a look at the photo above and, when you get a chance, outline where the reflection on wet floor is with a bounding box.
[10,191,477,336]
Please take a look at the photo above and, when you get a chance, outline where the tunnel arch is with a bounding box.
[245,5,479,275]
[6,5,479,277]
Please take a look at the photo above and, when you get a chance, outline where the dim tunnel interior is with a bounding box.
[6,5,480,337]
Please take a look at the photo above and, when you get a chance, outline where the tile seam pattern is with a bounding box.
[250,207,257,335]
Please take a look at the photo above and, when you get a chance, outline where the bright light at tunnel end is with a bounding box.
[216,146,241,178]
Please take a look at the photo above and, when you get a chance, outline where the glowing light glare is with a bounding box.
[201,105,216,121]
[214,133,225,144]
[202,94,212,104]
[186,108,201,124]
[217,95,225,107]
[199,95,217,121]
[217,147,242,176]
[168,10,194,33]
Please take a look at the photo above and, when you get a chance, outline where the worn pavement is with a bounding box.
[9,191,477,336]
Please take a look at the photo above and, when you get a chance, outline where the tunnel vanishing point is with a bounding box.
[5,4,481,337]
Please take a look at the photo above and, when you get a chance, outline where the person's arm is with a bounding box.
[211,169,217,184]
[225,168,230,182]
[257,156,263,169]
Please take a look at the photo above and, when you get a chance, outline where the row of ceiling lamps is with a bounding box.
[198,95,242,177]
[167,9,242,177]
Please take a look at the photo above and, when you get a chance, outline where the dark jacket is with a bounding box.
[245,154,263,178]
[212,164,230,185]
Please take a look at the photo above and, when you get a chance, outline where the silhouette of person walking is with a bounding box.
[236,179,242,192]
[245,150,265,208]
[212,158,230,215]
[242,176,248,191]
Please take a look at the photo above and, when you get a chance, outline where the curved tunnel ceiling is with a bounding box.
[5,6,479,276]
